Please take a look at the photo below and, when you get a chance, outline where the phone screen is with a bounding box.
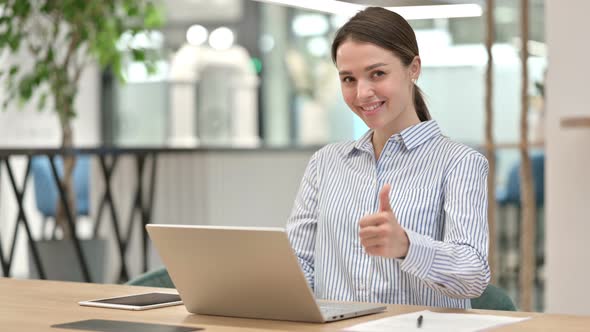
[92,293,181,306]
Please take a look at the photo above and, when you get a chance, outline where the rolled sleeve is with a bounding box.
[398,229,437,279]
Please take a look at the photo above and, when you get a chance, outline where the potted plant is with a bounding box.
[0,0,164,281]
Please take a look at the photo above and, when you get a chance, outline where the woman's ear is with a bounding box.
[409,55,421,81]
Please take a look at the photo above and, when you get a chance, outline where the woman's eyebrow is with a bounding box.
[365,62,388,71]
[339,62,388,76]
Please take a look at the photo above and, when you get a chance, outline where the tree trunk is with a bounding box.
[519,0,537,311]
[485,0,497,283]
[55,103,77,240]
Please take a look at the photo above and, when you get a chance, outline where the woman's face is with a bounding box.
[336,40,421,136]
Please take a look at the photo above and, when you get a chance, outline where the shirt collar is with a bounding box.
[350,128,374,154]
[398,120,442,150]
[347,120,442,155]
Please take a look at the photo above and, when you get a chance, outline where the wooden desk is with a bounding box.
[2,278,589,331]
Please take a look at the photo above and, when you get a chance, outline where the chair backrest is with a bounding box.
[125,267,175,288]
[471,284,517,311]
[31,155,90,217]
[498,152,545,206]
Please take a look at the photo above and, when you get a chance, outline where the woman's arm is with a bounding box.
[398,152,490,298]
[286,152,320,290]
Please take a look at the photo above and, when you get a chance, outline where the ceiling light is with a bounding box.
[209,27,234,50]
[292,14,330,37]
[391,4,482,20]
[253,0,361,16]
[251,0,482,20]
[186,25,208,46]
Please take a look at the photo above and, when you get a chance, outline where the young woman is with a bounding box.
[287,7,490,308]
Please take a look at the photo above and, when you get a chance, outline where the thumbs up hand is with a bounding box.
[359,184,409,258]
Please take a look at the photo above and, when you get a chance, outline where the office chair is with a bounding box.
[31,155,90,239]
[495,152,545,309]
[496,152,545,260]
[496,152,545,207]
[126,267,174,288]
[471,284,517,311]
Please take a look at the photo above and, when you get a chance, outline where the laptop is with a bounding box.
[146,224,386,323]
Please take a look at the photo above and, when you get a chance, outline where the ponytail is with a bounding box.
[413,84,431,121]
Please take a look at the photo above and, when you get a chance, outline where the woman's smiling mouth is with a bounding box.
[359,101,386,115]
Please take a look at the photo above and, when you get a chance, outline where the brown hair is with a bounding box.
[331,7,431,121]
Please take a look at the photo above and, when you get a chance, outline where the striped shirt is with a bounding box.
[287,120,490,308]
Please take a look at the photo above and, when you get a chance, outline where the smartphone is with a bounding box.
[79,292,182,311]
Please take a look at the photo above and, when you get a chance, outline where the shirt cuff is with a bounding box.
[398,229,437,280]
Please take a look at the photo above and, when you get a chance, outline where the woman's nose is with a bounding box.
[357,80,375,99]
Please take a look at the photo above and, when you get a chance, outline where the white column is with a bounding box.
[545,0,590,315]
[260,4,291,146]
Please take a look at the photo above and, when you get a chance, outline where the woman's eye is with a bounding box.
[371,70,386,78]
[341,76,355,83]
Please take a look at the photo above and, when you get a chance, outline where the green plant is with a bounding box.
[0,0,164,237]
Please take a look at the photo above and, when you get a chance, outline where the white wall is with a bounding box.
[545,0,590,315]
[146,151,313,272]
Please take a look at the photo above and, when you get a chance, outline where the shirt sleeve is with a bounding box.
[398,152,490,299]
[286,152,319,290]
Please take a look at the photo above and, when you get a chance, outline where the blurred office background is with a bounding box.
[2,0,589,317]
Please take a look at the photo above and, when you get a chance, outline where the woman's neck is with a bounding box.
[371,112,421,160]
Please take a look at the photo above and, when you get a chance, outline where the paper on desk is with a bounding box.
[343,310,530,332]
